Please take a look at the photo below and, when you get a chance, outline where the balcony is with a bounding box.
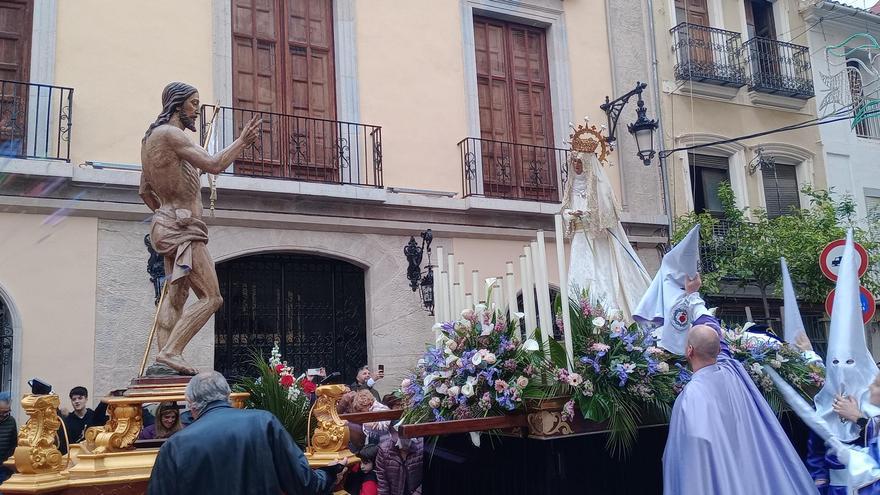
[671,23,747,88]
[199,105,382,187]
[459,137,569,202]
[0,80,73,162]
[743,38,814,99]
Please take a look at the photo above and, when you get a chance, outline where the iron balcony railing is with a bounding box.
[699,218,736,274]
[0,80,73,161]
[671,23,747,87]
[743,37,814,99]
[459,137,569,202]
[199,105,382,187]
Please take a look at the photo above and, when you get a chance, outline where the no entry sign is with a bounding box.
[825,286,877,324]
[819,239,869,282]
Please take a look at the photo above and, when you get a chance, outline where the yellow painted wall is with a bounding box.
[0,213,98,410]
[55,0,214,167]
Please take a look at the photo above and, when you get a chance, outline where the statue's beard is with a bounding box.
[179,112,197,132]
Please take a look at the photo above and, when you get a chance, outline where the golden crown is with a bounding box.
[569,120,611,164]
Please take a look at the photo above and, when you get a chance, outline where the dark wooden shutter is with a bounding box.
[0,0,32,82]
[231,0,336,180]
[474,16,554,201]
[689,153,730,214]
[674,0,709,26]
[762,163,799,218]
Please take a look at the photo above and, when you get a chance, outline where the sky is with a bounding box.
[835,0,875,8]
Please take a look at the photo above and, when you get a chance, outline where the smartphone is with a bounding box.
[378,364,385,374]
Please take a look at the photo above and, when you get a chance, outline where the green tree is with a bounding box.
[672,182,879,322]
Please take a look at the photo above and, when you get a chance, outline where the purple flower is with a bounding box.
[441,321,455,334]
[496,391,517,411]
[645,356,659,376]
[579,356,600,374]
[432,408,445,422]
[561,399,576,422]
[502,359,517,372]
[674,362,691,384]
[613,363,630,387]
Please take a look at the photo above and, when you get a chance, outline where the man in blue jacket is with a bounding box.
[147,371,346,495]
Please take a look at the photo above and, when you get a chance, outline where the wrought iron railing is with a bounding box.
[699,219,736,274]
[459,137,569,202]
[671,23,747,87]
[743,38,814,98]
[199,105,382,187]
[0,80,73,161]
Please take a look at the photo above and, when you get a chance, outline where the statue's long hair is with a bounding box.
[143,82,198,143]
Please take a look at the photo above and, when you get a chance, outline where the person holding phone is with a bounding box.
[350,365,383,402]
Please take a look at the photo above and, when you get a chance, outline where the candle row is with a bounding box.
[430,215,574,369]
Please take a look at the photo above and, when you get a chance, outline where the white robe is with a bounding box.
[561,151,651,321]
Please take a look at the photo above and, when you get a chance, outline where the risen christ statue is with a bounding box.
[139,82,259,375]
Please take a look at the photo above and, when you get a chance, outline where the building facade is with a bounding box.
[0,0,667,411]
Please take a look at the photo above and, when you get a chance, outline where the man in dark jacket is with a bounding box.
[0,392,17,484]
[349,365,382,402]
[147,371,346,495]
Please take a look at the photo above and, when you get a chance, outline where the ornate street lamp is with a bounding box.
[404,229,435,315]
[600,81,659,166]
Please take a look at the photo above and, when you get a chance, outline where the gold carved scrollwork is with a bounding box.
[91,403,142,454]
[308,385,349,454]
[527,410,574,438]
[14,394,64,474]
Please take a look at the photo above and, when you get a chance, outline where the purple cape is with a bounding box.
[663,354,817,494]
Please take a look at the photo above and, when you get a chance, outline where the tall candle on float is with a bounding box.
[453,283,463,317]
[436,247,446,323]
[522,247,538,338]
[532,237,551,359]
[505,262,518,319]
[472,270,481,304]
[447,253,456,322]
[465,293,474,310]
[491,277,503,316]
[456,262,466,315]
[439,271,450,336]
[554,215,574,370]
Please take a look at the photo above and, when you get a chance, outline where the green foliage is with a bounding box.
[234,352,312,448]
[673,182,880,309]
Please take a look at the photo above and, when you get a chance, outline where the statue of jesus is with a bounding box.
[139,82,260,375]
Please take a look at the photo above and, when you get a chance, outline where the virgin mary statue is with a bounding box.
[561,125,651,320]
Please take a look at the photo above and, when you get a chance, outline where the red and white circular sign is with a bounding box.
[819,239,869,282]
[824,286,877,324]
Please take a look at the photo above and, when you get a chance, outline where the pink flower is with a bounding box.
[561,399,576,422]
[401,378,412,388]
[429,397,441,409]
[494,380,509,393]
[484,353,497,365]
[568,373,583,386]
[275,364,285,374]
[590,343,610,353]
[516,376,529,388]
[645,346,663,355]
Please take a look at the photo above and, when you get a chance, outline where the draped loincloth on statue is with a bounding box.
[149,207,209,283]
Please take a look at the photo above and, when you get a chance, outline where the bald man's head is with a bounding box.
[686,324,720,371]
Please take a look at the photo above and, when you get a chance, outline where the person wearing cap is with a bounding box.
[636,225,815,494]
[0,391,16,483]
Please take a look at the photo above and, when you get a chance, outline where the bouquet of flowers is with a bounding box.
[724,326,825,411]
[548,293,685,457]
[235,341,312,447]
[399,302,546,427]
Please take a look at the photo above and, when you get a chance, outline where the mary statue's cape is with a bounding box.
[663,349,819,494]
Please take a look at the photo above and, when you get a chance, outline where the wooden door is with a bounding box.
[231,0,336,180]
[674,0,712,71]
[745,0,779,86]
[474,17,554,200]
[0,0,32,156]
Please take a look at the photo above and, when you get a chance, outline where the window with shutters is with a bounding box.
[231,0,337,180]
[0,0,32,83]
[473,16,556,201]
[689,153,730,215]
[761,163,799,218]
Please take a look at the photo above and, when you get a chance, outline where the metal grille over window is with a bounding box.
[761,163,799,218]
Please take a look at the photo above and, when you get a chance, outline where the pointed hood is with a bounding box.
[781,257,808,345]
[814,230,878,442]
[634,224,708,354]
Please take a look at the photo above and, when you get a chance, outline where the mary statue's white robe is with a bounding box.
[561,151,651,320]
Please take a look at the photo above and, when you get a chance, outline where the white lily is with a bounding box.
[522,339,540,352]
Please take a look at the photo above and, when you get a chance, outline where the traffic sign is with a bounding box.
[824,286,877,324]
[819,239,869,281]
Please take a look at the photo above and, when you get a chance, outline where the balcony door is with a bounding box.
[231,0,337,181]
[745,0,781,87]
[0,0,33,156]
[674,0,713,70]
[474,16,556,201]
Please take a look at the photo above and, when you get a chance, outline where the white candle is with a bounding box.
[530,240,550,357]
[554,215,574,369]
[472,270,481,303]
[457,262,466,314]
[492,277,503,316]
[436,247,445,323]
[523,247,537,338]
[505,262,518,319]
[465,293,474,309]
[518,255,530,328]
[440,271,450,324]
[453,283,463,318]
[447,253,456,322]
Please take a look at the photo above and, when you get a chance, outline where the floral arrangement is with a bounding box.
[399,302,546,427]
[548,293,684,457]
[724,326,825,411]
[235,341,312,447]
